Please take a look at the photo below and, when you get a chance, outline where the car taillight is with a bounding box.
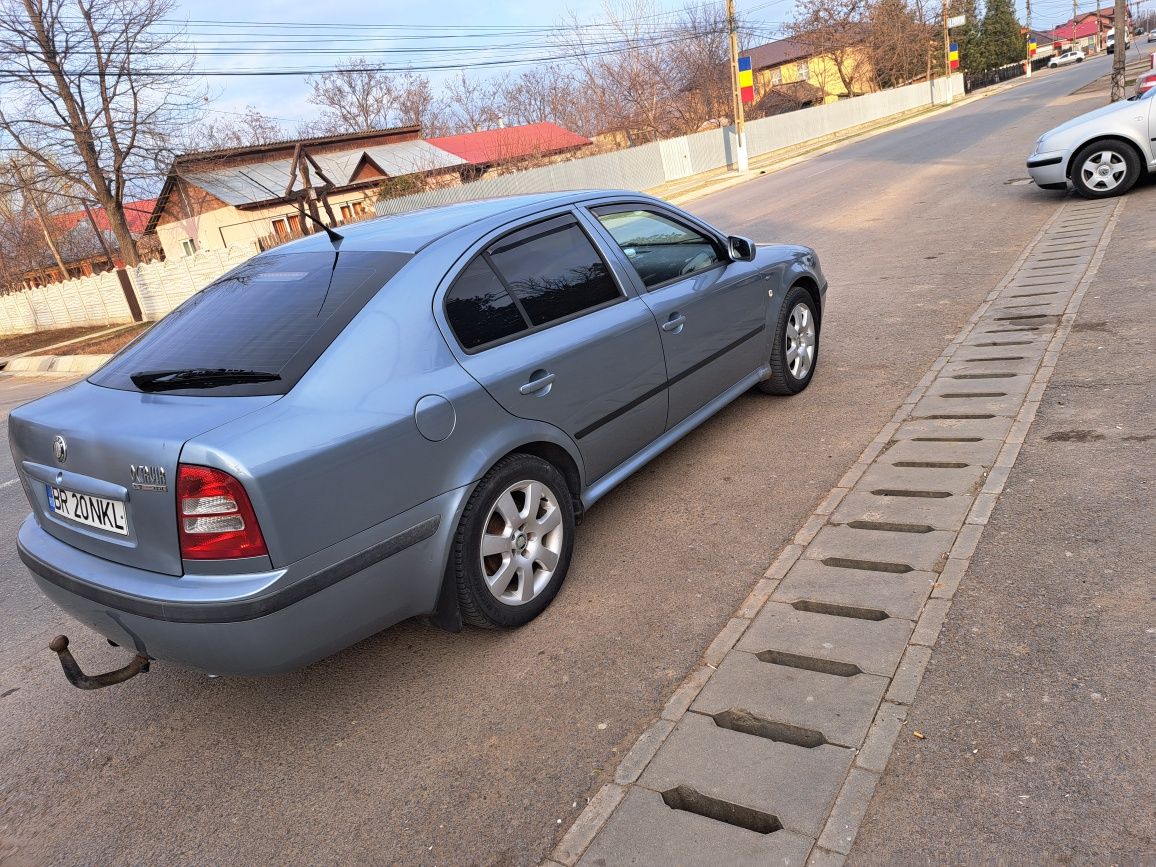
[177,464,268,560]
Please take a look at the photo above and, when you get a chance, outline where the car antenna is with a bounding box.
[236,170,344,251]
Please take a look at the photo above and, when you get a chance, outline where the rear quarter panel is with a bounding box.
[180,250,586,569]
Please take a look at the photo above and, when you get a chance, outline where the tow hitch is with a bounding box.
[49,635,150,689]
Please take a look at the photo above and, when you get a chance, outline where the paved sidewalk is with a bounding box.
[547,191,1134,865]
[850,183,1155,862]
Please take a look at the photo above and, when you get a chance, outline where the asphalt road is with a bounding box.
[0,58,1132,866]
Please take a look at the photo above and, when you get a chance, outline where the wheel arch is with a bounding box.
[790,274,823,330]
[1066,135,1147,179]
[494,440,584,520]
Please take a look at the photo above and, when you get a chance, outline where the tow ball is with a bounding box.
[49,635,150,690]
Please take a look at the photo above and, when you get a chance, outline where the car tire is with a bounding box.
[452,454,575,629]
[758,284,819,395]
[1070,140,1142,199]
[1077,57,1083,62]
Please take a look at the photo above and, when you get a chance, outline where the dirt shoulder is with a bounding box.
[849,185,1156,862]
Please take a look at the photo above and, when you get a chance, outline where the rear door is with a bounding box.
[587,204,769,429]
[437,211,667,483]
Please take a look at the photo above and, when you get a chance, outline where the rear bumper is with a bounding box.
[18,486,469,674]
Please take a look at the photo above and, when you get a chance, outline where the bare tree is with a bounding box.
[195,106,285,152]
[443,71,503,132]
[0,0,200,266]
[787,0,873,96]
[306,60,448,135]
[865,0,934,88]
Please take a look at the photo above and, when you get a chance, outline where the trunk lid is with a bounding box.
[10,380,279,576]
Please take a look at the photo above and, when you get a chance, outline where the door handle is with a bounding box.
[519,372,556,395]
[662,313,687,333]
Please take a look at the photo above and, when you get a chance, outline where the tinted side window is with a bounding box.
[445,256,527,350]
[488,216,621,326]
[592,208,723,289]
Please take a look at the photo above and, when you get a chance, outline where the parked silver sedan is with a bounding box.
[11,191,827,680]
[1027,85,1156,197]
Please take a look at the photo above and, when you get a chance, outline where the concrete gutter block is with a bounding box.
[932,557,969,600]
[577,787,814,867]
[803,524,957,573]
[884,645,933,705]
[692,652,889,749]
[816,768,880,855]
[806,847,846,867]
[856,462,986,497]
[892,411,1012,441]
[913,393,1025,419]
[637,712,853,838]
[854,701,907,773]
[661,665,715,722]
[830,490,972,533]
[950,524,984,561]
[738,601,914,678]
[614,719,676,786]
[553,783,627,865]
[882,438,1003,468]
[928,372,1034,397]
[910,598,952,648]
[772,559,935,622]
[702,617,751,668]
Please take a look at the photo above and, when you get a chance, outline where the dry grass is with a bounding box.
[0,324,118,358]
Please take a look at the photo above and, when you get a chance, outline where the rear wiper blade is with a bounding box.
[130,368,281,391]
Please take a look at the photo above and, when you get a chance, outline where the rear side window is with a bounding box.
[91,250,411,395]
[488,216,620,326]
[445,214,622,351]
[444,256,527,350]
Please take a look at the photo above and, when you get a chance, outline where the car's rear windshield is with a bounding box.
[91,250,411,396]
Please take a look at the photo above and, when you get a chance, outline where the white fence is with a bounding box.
[376,75,962,215]
[0,245,255,336]
[1,74,962,337]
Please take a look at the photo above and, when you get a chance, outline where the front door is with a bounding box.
[587,204,769,429]
[441,213,668,483]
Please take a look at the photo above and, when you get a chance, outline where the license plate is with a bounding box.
[45,485,128,536]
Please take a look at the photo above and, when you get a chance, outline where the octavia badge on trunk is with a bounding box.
[129,465,168,492]
[53,436,67,463]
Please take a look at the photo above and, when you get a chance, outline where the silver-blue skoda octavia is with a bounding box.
[11,191,826,677]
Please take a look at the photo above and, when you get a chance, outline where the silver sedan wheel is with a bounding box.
[1080,151,1128,192]
[785,302,816,380]
[480,480,564,606]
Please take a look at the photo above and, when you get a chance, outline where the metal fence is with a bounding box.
[964,61,1027,94]
[0,74,963,337]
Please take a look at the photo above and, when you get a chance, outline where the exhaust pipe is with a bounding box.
[49,635,150,690]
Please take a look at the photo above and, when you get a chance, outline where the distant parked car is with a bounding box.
[1137,69,1156,97]
[11,191,828,677]
[1027,85,1156,197]
[1048,49,1085,67]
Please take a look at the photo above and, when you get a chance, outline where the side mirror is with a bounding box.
[727,236,756,262]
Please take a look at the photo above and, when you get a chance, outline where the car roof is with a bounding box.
[283,190,645,255]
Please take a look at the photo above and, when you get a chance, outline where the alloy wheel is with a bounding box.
[785,302,816,380]
[1080,151,1127,192]
[480,480,564,605]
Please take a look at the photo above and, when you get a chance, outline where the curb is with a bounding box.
[0,354,112,376]
[549,195,1125,866]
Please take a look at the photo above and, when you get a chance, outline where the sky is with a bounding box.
[163,0,1123,129]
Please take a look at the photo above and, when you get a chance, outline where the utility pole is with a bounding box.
[1073,0,1079,46]
[726,0,749,172]
[1111,0,1127,98]
[1026,0,1034,77]
[943,5,954,105]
